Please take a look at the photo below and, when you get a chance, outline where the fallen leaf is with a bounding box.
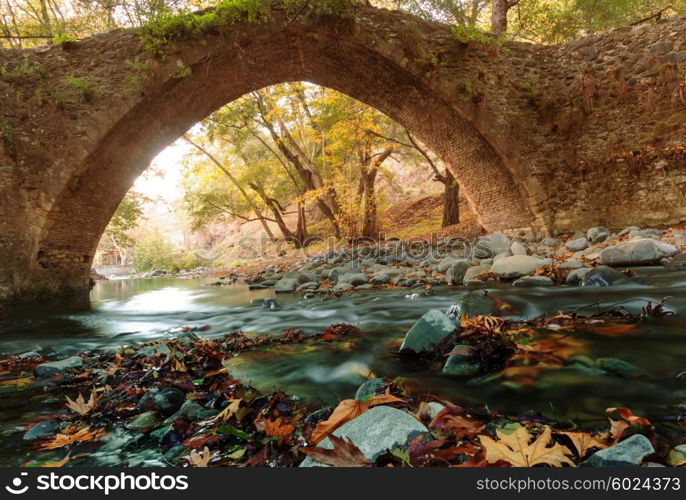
[479,426,575,467]
[65,390,99,416]
[39,426,106,450]
[606,407,651,426]
[300,435,371,467]
[214,398,241,422]
[189,446,212,467]
[311,399,368,444]
[430,408,485,439]
[264,417,295,445]
[559,432,607,458]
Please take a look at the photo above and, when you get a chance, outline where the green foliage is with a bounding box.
[0,118,17,160]
[511,0,685,43]
[65,75,95,103]
[170,251,206,272]
[174,66,193,79]
[105,194,144,252]
[1,57,46,82]
[133,230,176,272]
[52,32,79,46]
[139,0,357,56]
[451,24,500,46]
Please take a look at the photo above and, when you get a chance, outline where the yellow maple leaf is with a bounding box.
[479,426,575,467]
[559,431,607,458]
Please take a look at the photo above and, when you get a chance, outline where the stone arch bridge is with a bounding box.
[0,2,685,303]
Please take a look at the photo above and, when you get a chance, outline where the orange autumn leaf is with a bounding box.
[39,426,106,450]
[606,407,651,426]
[367,392,405,406]
[311,399,368,444]
[264,417,295,445]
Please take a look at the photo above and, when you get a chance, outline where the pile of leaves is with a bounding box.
[0,311,680,468]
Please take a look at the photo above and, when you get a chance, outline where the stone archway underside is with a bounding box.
[1,3,685,303]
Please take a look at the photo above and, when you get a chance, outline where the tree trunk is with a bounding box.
[441,169,460,227]
[491,0,518,35]
[361,171,378,238]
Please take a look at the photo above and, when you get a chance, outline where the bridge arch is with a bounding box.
[31,6,539,298]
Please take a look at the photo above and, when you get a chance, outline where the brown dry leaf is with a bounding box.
[311,399,368,444]
[189,446,212,467]
[431,414,485,439]
[479,426,575,467]
[214,398,242,422]
[264,417,295,445]
[608,419,630,443]
[606,407,651,426]
[300,435,371,467]
[65,390,99,416]
[559,432,607,458]
[39,426,107,450]
[460,314,506,333]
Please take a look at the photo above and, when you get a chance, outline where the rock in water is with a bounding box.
[581,266,626,287]
[399,310,457,353]
[584,434,654,467]
[599,238,677,266]
[490,255,550,279]
[512,275,554,287]
[442,345,480,376]
[445,259,470,285]
[447,291,497,318]
[35,356,83,378]
[300,406,428,466]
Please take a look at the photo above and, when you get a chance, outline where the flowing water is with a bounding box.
[2,269,686,438]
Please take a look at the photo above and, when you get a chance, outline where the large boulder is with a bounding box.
[445,259,470,285]
[300,406,428,466]
[399,310,457,353]
[584,434,654,467]
[599,238,677,266]
[490,256,550,279]
[475,232,511,259]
